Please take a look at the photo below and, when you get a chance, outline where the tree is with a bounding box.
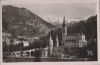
[34,49,42,62]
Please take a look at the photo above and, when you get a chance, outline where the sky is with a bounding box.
[2,0,97,23]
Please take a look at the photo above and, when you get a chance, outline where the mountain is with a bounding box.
[2,5,55,37]
[67,15,97,41]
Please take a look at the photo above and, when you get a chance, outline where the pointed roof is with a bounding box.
[49,35,53,47]
[62,15,66,27]
[56,35,59,47]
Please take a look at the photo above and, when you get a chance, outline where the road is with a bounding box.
[3,57,92,62]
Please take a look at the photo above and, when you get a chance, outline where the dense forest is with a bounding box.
[68,15,97,41]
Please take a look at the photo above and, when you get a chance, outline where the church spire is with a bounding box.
[62,16,67,46]
[48,35,53,55]
[62,15,67,35]
[62,15,65,27]
[49,35,53,47]
[56,35,59,47]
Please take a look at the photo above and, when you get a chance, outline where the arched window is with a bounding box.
[12,53,15,56]
[31,51,35,57]
[26,51,30,57]
[21,52,24,57]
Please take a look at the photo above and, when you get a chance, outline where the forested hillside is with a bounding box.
[2,5,55,37]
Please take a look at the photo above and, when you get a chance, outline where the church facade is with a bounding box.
[48,16,87,58]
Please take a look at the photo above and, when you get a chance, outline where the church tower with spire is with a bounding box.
[62,16,67,46]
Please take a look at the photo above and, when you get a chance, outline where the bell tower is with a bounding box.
[62,16,67,46]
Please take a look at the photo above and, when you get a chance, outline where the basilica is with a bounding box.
[41,16,87,58]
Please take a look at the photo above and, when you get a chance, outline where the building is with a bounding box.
[48,16,87,58]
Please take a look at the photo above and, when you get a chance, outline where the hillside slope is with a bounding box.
[2,5,55,37]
